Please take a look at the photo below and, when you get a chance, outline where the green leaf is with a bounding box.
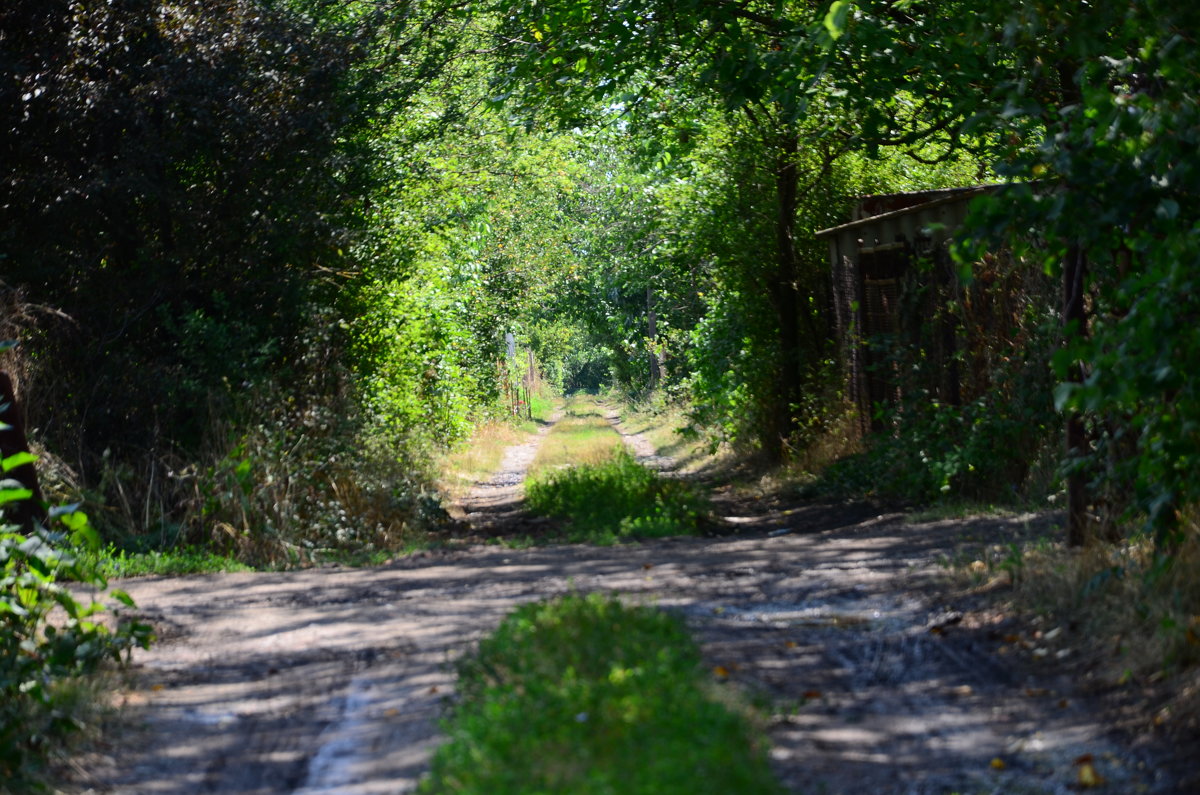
[1053,382,1078,412]
[109,589,136,608]
[53,588,82,619]
[824,1,851,41]
[69,520,100,551]
[1156,198,1179,220]
[1,452,36,472]
[0,487,33,505]
[48,502,83,520]
[58,511,90,533]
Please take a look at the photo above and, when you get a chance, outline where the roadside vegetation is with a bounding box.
[421,593,783,795]
[526,450,707,544]
[0,492,150,790]
[942,519,1200,726]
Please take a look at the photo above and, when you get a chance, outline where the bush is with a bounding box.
[192,383,452,568]
[421,594,783,795]
[819,310,1059,506]
[0,492,151,789]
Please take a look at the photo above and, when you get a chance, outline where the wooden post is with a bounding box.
[647,286,661,390]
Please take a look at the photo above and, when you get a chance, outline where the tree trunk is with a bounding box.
[1063,243,1089,546]
[766,130,803,461]
[1050,58,1093,547]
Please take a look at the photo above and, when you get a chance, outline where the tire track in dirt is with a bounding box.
[457,408,560,534]
[603,404,675,472]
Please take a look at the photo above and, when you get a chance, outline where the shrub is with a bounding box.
[0,492,151,789]
[192,387,452,567]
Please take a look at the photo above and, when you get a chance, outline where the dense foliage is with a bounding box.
[0,0,1195,542]
[525,449,707,543]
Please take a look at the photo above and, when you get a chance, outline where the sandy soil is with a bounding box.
[65,411,1192,794]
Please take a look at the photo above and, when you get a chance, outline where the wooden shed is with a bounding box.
[816,186,1001,432]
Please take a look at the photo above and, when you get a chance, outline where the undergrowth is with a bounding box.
[1011,526,1200,677]
[420,593,783,795]
[942,515,1200,734]
[815,389,1057,506]
[525,450,707,544]
[1,494,150,790]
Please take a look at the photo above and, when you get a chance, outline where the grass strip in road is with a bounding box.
[526,450,707,544]
[420,593,783,795]
[526,395,625,477]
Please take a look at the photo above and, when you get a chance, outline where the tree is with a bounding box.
[1,0,362,461]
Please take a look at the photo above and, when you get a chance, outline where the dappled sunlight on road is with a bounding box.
[75,500,1168,794]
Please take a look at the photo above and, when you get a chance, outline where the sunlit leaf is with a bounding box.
[109,589,135,608]
[823,1,851,41]
[0,487,33,505]
[1,452,37,472]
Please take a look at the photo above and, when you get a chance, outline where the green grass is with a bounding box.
[84,545,256,578]
[525,450,707,544]
[529,389,556,424]
[420,594,783,795]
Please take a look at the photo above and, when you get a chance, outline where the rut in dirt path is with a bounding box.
[603,404,676,472]
[457,408,560,534]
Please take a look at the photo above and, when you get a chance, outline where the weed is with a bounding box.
[945,514,1200,729]
[1011,526,1200,675]
[421,594,783,795]
[1,492,150,789]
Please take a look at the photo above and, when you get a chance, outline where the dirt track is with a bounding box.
[68,411,1186,794]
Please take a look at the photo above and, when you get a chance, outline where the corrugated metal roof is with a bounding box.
[816,184,1002,238]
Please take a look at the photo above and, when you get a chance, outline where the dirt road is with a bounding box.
[69,411,1184,794]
